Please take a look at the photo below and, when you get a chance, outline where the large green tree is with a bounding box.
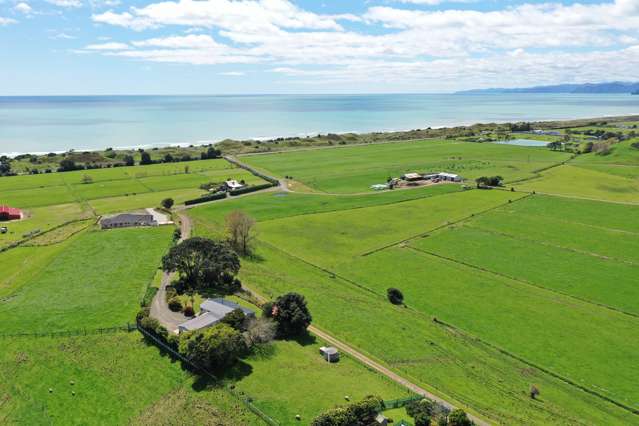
[264,292,312,338]
[179,323,246,370]
[161,237,240,291]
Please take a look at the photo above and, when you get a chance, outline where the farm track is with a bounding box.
[150,212,191,332]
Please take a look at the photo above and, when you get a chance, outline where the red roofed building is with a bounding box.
[0,205,22,221]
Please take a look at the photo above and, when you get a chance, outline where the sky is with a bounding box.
[1,0,639,95]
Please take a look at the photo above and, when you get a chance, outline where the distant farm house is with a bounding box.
[224,179,245,191]
[0,205,23,221]
[178,298,255,333]
[100,213,158,230]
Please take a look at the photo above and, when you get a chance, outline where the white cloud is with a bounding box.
[49,31,76,39]
[0,16,17,25]
[84,0,639,90]
[84,41,130,50]
[220,71,245,76]
[14,2,33,14]
[92,0,352,32]
[46,0,82,8]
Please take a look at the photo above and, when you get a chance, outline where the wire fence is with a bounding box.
[136,324,280,426]
[0,323,136,339]
[384,395,424,410]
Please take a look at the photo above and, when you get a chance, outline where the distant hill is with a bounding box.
[457,82,639,94]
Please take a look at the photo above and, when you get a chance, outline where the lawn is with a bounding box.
[0,333,260,425]
[516,164,639,203]
[241,139,570,193]
[227,339,408,425]
[0,226,173,332]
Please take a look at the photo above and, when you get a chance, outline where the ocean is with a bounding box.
[1,93,638,156]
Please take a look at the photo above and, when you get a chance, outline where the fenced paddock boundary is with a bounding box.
[0,323,136,339]
[136,324,280,426]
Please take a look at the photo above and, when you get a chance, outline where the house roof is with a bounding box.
[320,346,339,355]
[179,299,255,332]
[438,172,461,178]
[101,213,156,225]
[403,172,422,179]
[178,312,221,331]
[225,180,244,188]
[0,205,22,216]
[201,298,254,317]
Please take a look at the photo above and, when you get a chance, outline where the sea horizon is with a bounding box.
[1,93,638,156]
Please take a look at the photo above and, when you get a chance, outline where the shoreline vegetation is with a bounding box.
[2,114,638,177]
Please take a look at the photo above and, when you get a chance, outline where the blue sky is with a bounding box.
[1,0,639,95]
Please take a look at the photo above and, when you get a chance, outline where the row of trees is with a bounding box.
[406,399,473,426]
[475,176,503,188]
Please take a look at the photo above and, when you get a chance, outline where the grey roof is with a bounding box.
[178,299,254,332]
[320,346,339,355]
[101,213,156,226]
[201,298,255,317]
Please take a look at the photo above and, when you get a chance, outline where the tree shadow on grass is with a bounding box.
[288,331,317,347]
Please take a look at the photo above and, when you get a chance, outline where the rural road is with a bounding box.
[150,212,192,332]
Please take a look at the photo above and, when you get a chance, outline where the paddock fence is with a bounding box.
[136,324,280,426]
[0,323,136,339]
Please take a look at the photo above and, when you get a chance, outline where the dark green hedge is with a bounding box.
[184,191,227,206]
[229,183,276,196]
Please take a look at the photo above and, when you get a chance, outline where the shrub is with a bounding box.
[165,287,177,302]
[311,395,384,426]
[136,307,150,322]
[168,297,183,312]
[178,323,247,370]
[161,198,174,209]
[448,409,473,426]
[387,288,404,305]
[140,316,161,334]
[184,305,195,317]
[220,308,247,331]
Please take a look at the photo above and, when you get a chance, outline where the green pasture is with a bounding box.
[0,333,259,425]
[516,164,639,203]
[0,184,78,208]
[88,188,204,215]
[230,242,636,425]
[228,339,407,425]
[188,183,461,232]
[0,244,66,298]
[256,190,522,268]
[571,139,639,166]
[0,226,172,332]
[0,202,91,248]
[0,171,65,191]
[466,198,639,264]
[241,139,570,193]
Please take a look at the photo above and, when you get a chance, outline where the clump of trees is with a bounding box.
[161,198,174,209]
[263,292,312,338]
[311,395,384,426]
[179,323,247,370]
[447,409,473,426]
[0,156,13,176]
[161,237,241,294]
[387,288,404,305]
[226,210,256,256]
[201,146,222,159]
[475,176,503,188]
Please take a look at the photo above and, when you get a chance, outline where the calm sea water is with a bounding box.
[0,94,638,155]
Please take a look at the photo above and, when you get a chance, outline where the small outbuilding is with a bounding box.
[100,213,158,229]
[0,205,23,221]
[437,172,462,182]
[319,346,340,363]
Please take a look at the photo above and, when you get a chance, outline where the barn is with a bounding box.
[0,205,23,221]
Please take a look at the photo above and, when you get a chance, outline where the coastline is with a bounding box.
[3,112,638,158]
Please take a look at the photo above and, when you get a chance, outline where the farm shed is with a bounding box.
[319,346,340,362]
[375,414,389,425]
[178,298,255,333]
[437,172,462,182]
[0,205,23,221]
[100,213,158,229]
[401,173,422,181]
